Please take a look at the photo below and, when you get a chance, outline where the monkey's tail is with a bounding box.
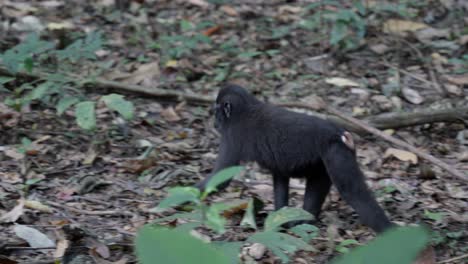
[322,142,393,233]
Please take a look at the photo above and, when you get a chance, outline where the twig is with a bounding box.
[438,253,468,264]
[47,201,135,217]
[0,67,214,105]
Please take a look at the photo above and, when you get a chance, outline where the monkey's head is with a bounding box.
[214,84,260,130]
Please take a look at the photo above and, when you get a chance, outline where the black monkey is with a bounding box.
[197,84,393,233]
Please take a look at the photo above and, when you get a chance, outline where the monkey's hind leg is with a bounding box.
[303,165,332,221]
[273,174,290,210]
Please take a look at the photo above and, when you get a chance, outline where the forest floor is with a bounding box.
[0,0,467,263]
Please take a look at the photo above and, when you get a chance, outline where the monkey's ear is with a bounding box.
[223,102,231,118]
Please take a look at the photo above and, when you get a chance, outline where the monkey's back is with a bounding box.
[250,104,346,176]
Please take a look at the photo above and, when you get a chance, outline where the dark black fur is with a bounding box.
[198,84,393,233]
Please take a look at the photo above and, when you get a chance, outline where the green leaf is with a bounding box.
[248,231,315,263]
[152,210,203,224]
[100,93,134,120]
[264,207,313,231]
[25,178,43,185]
[204,166,243,195]
[0,77,15,84]
[0,33,53,73]
[237,51,262,59]
[290,224,319,243]
[75,101,96,131]
[152,187,201,212]
[56,96,80,115]
[423,210,445,222]
[332,226,430,264]
[136,226,231,264]
[336,239,359,253]
[29,82,53,100]
[213,241,243,264]
[240,198,258,230]
[205,202,229,234]
[330,22,348,45]
[23,57,34,72]
[180,20,193,31]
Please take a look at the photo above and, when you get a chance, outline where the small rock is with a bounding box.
[370,44,390,54]
[248,243,266,260]
[12,16,45,32]
[459,151,468,162]
[402,87,424,104]
[445,84,463,96]
[371,95,393,111]
[390,96,403,109]
[351,88,370,100]
[303,55,329,74]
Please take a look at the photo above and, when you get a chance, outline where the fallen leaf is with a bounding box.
[186,0,209,8]
[4,147,25,160]
[0,199,24,223]
[0,102,20,127]
[445,74,468,85]
[384,148,418,164]
[24,200,53,213]
[54,239,69,259]
[83,148,98,165]
[402,86,424,104]
[383,19,428,36]
[161,106,181,122]
[14,224,55,248]
[122,62,160,85]
[415,27,450,43]
[203,25,222,36]
[47,21,74,30]
[220,5,238,16]
[445,183,468,199]
[325,77,360,87]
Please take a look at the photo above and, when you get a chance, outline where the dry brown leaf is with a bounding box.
[24,200,53,213]
[203,25,222,36]
[325,77,360,87]
[445,183,468,199]
[186,0,209,8]
[0,199,24,223]
[384,148,418,164]
[220,5,238,16]
[4,147,25,160]
[122,62,161,85]
[161,106,181,122]
[445,74,468,85]
[402,86,424,104]
[83,148,98,165]
[383,19,428,36]
[54,239,69,259]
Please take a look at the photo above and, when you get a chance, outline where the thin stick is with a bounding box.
[438,253,468,264]
[47,201,135,217]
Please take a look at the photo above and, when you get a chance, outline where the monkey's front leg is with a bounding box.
[196,140,240,191]
[273,174,289,210]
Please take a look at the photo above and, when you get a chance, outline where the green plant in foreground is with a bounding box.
[136,167,430,264]
[0,32,134,131]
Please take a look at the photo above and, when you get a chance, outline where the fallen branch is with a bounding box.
[324,107,467,182]
[0,67,214,105]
